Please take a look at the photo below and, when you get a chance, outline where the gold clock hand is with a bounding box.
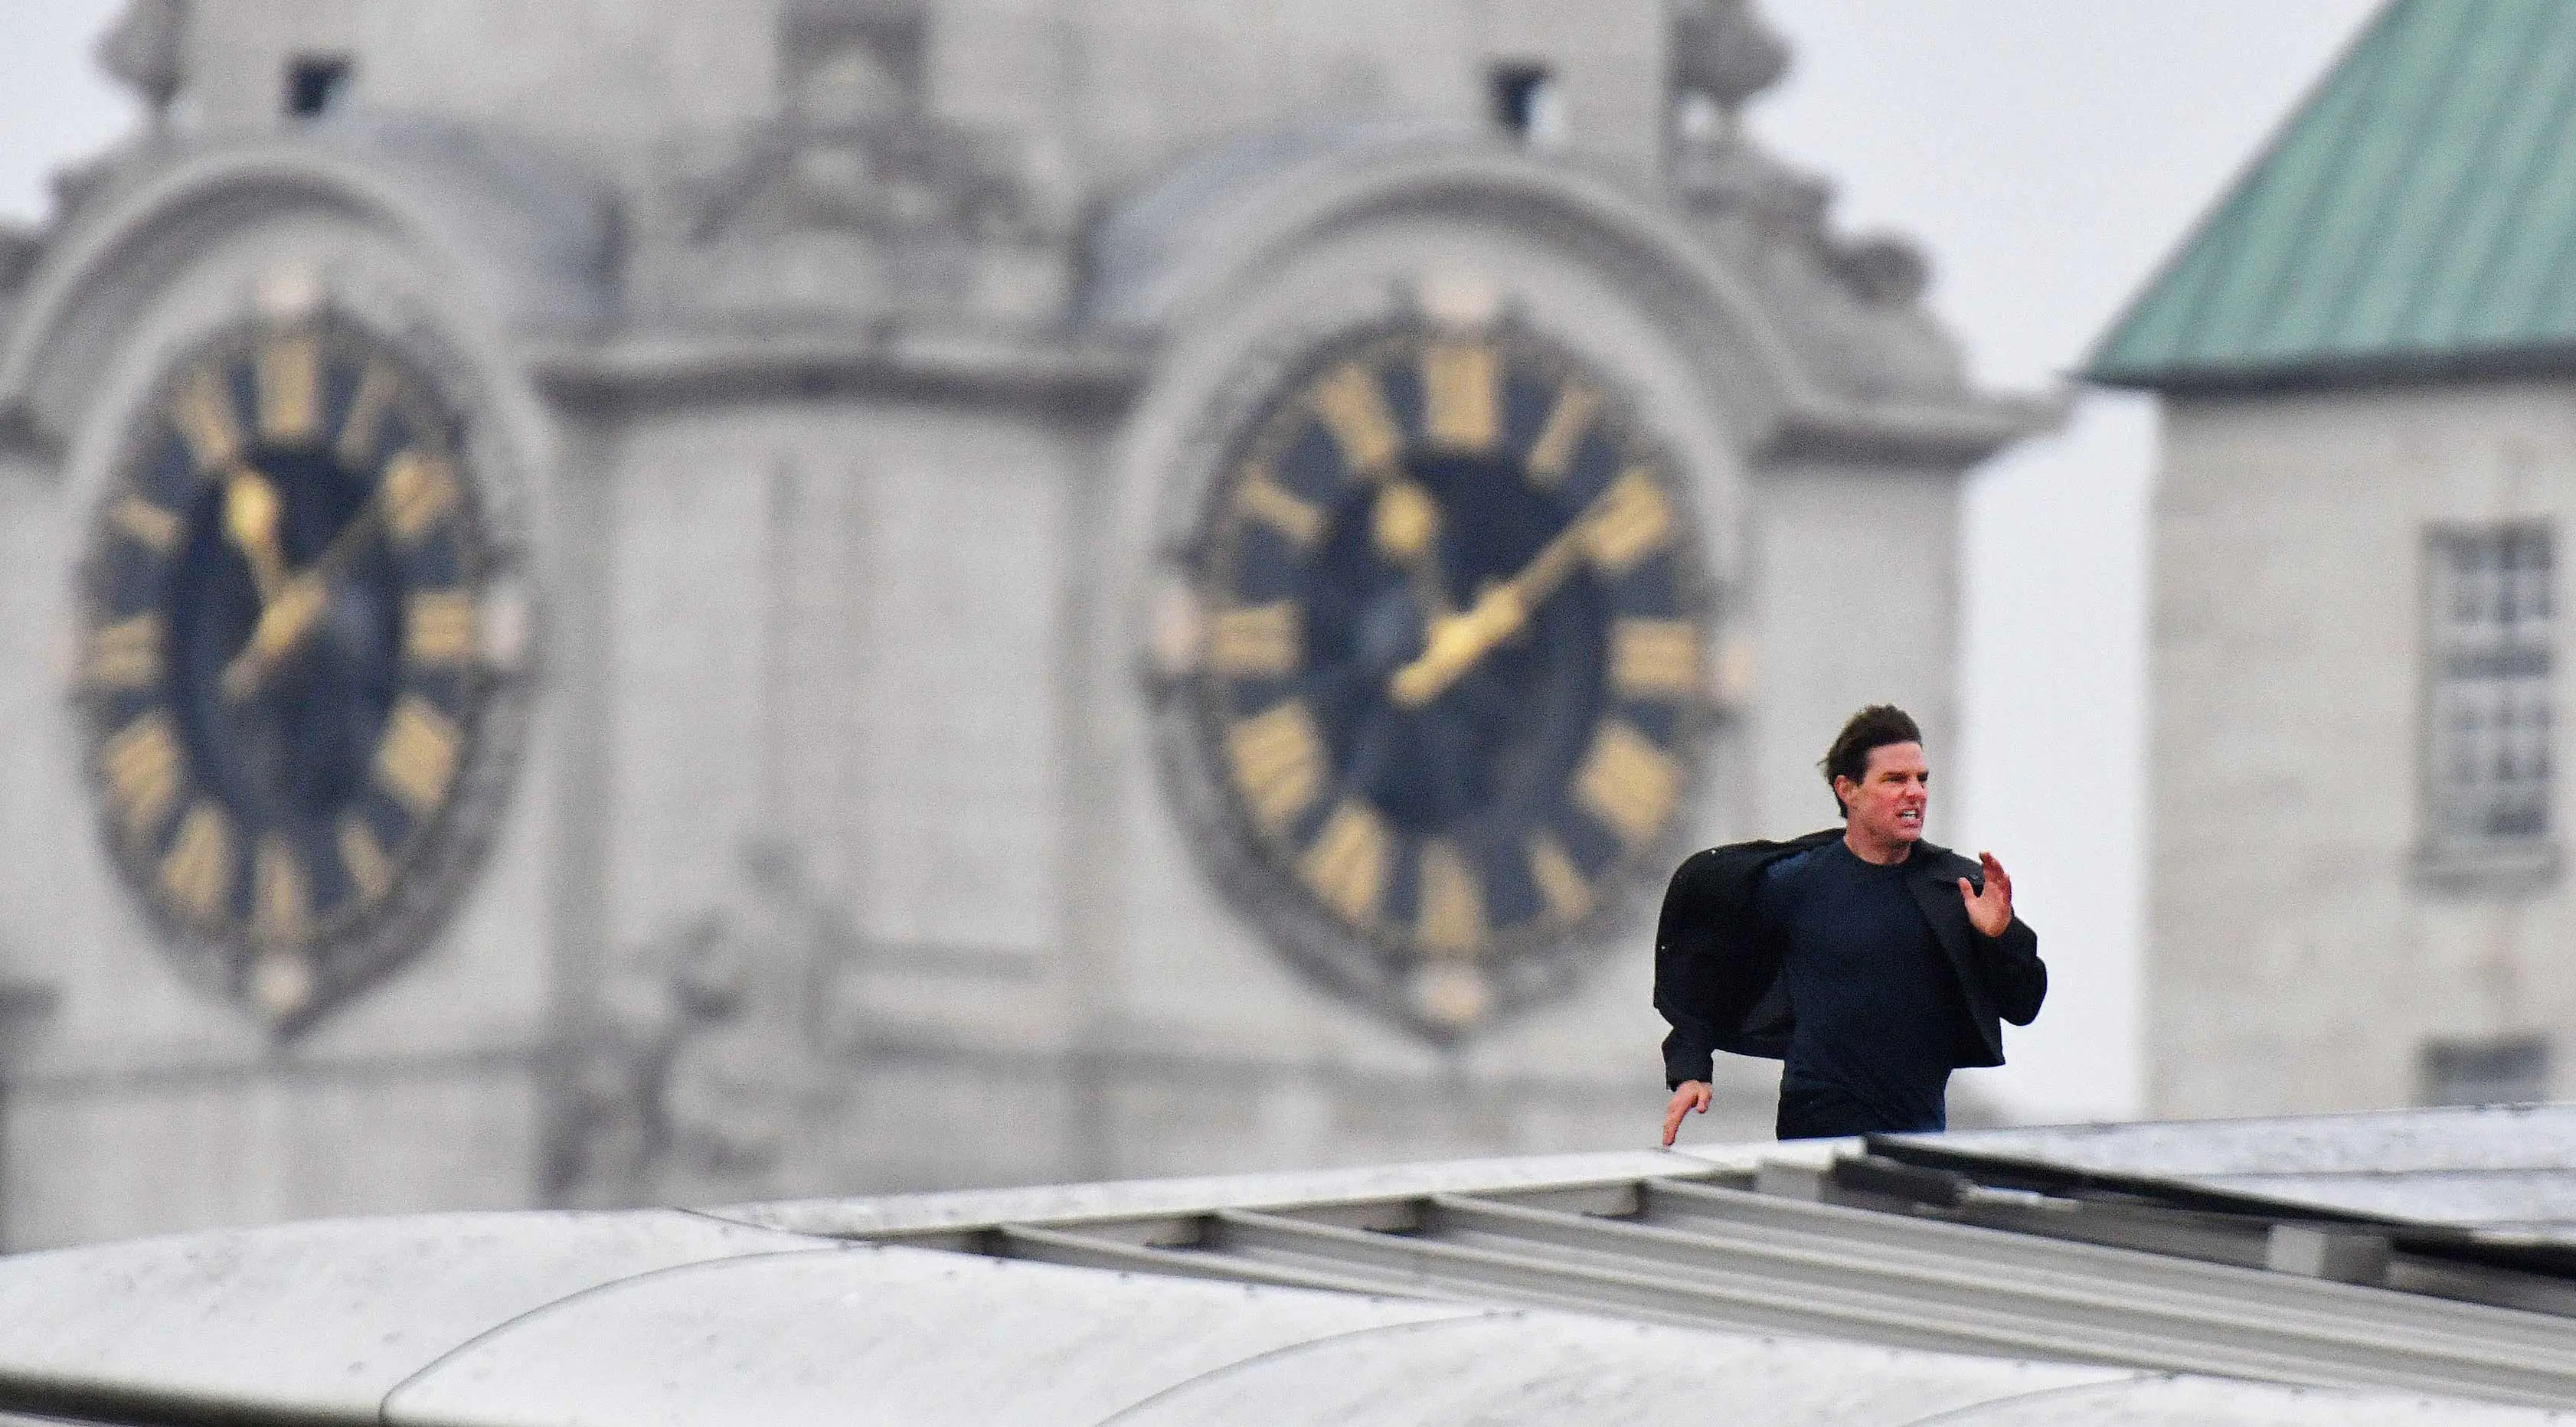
[1387,482,1620,708]
[220,577,329,702]
[1391,585,1518,708]
[1388,544,1571,707]
[223,472,290,606]
[219,493,394,704]
[1373,480,1454,620]
[302,489,395,583]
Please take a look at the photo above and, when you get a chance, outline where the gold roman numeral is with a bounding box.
[338,815,394,906]
[381,449,459,542]
[101,711,184,841]
[159,802,235,924]
[1609,618,1702,701]
[249,947,315,1022]
[1573,719,1681,847]
[1300,798,1391,928]
[255,330,321,445]
[1421,341,1499,453]
[404,589,479,667]
[375,694,462,817]
[172,365,243,474]
[1310,363,1401,481]
[85,612,165,691]
[1207,602,1302,678]
[1227,700,1326,834]
[1232,464,1326,550]
[1580,466,1674,574]
[336,361,397,470]
[1528,831,1595,924]
[108,495,183,554]
[253,834,309,949]
[1525,382,1599,489]
[1415,838,1488,955]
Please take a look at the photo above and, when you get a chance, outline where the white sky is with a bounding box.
[0,2,134,224]
[1748,0,2384,1119]
[0,1,2387,1122]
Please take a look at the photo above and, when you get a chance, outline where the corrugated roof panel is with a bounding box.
[790,1134,2576,1408]
[1898,1104,2576,1243]
[2195,1172,2576,1230]
[2091,0,2576,387]
[2229,1,2460,364]
[2325,2,2535,351]
[1912,1104,2576,1177]
[2457,52,2576,342]
[2408,4,2576,346]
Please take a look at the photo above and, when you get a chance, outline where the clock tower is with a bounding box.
[0,0,2046,1246]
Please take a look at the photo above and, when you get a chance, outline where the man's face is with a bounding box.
[1837,741,1929,847]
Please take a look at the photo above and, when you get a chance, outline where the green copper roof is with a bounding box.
[2091,0,2576,390]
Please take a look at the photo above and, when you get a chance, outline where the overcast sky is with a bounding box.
[0,1,2387,1122]
[1750,1,2383,1118]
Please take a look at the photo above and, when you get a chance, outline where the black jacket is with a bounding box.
[1654,829,2047,1089]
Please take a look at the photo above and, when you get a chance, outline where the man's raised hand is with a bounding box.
[1959,851,2012,939]
[1661,1080,1712,1146]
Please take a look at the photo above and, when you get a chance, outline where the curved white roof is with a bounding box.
[2,1131,2574,1425]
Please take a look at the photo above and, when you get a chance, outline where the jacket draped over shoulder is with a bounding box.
[1654,830,2045,1089]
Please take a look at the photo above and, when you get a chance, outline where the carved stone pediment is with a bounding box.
[689,117,1035,247]
[625,113,1072,328]
[613,0,1072,327]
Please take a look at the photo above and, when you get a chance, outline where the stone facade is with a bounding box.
[2148,383,2576,1118]
[0,0,2039,1246]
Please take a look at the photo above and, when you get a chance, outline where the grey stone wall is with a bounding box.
[1746,462,1969,844]
[183,0,776,148]
[2149,383,2576,1118]
[181,0,1668,187]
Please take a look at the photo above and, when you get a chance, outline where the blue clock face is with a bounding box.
[76,317,507,1027]
[1185,321,1709,1029]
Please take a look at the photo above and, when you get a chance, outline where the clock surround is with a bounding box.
[70,309,530,1031]
[1156,309,1715,1037]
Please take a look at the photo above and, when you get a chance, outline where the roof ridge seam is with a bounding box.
[368,1241,853,1425]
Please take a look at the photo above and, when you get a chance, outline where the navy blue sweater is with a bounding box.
[1758,841,1979,1134]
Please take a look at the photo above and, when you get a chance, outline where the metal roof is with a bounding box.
[1889,1103,2576,1246]
[2089,0,2576,390]
[774,1135,2576,1410]
[6,1121,2576,1424]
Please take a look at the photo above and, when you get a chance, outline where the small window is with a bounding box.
[286,54,352,118]
[2418,1034,2551,1106]
[2425,524,2554,847]
[1490,62,1565,150]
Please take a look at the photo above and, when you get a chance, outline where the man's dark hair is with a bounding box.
[1821,704,1922,815]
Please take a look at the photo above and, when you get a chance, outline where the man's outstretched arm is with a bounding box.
[1655,850,1733,1146]
[1958,851,2045,1025]
[1979,919,2045,1025]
